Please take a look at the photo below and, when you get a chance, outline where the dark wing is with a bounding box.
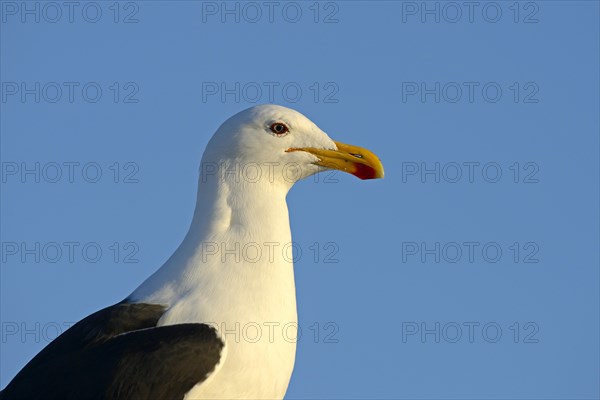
[1,302,224,400]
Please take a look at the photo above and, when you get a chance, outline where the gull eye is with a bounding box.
[269,122,289,136]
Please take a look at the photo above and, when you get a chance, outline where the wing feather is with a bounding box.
[1,302,224,400]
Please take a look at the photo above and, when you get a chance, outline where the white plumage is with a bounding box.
[130,105,383,399]
[1,104,383,400]
[130,104,384,399]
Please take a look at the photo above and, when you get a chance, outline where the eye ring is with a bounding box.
[269,122,289,136]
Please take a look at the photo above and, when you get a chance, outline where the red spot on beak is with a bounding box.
[353,163,378,180]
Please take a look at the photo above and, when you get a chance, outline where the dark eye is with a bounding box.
[269,122,289,135]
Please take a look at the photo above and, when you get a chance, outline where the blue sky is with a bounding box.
[1,1,599,398]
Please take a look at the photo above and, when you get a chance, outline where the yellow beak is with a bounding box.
[287,141,384,180]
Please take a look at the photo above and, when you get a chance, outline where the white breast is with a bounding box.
[168,257,298,400]
[130,175,299,399]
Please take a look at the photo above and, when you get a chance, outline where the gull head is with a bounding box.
[201,104,384,187]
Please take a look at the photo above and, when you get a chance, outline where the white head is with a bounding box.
[200,104,384,189]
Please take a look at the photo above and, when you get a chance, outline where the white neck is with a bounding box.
[129,166,300,399]
[129,165,297,320]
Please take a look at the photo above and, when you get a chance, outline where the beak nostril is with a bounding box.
[350,153,364,159]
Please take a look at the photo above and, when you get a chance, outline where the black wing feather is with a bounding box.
[1,302,223,400]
